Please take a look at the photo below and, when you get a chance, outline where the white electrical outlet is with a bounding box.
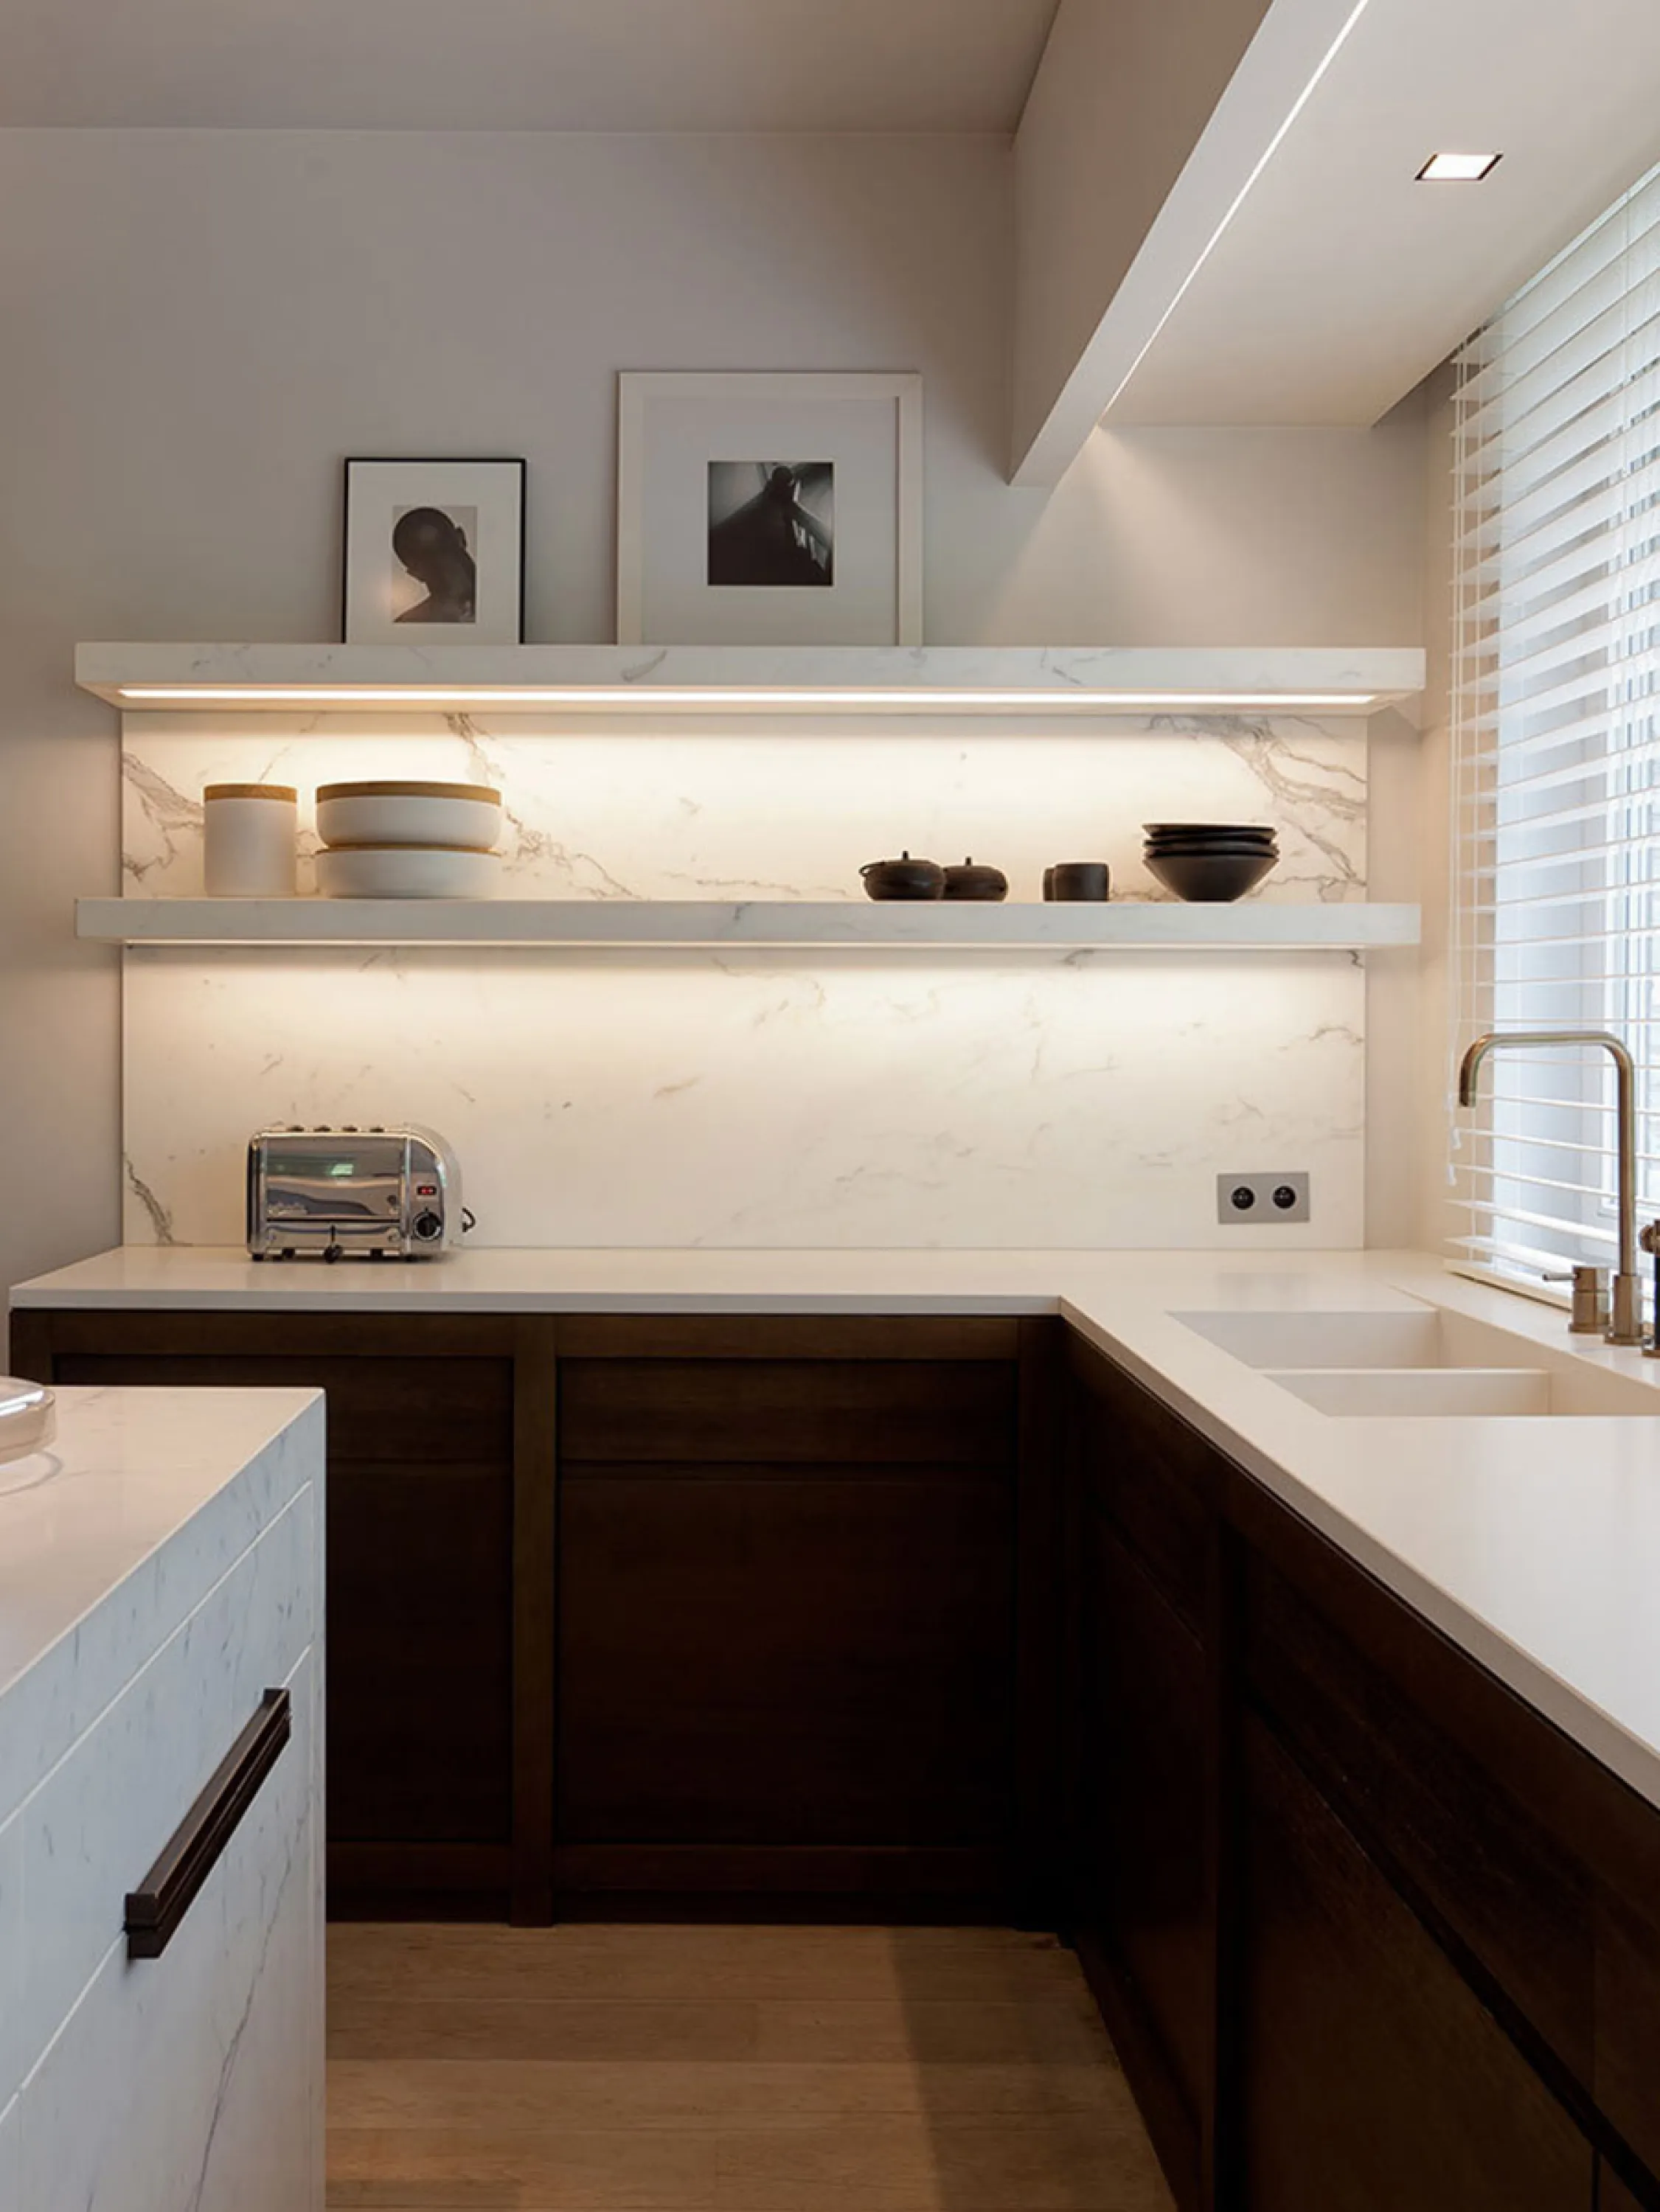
[1218,1172,1310,1225]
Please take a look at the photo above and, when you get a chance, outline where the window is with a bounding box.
[1451,161,1660,1295]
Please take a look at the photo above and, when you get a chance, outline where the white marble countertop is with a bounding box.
[0,1384,323,1827]
[13,1245,1660,1815]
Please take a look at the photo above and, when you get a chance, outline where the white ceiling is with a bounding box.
[1105,0,1660,425]
[0,0,1061,132]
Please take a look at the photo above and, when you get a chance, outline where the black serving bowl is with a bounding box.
[1145,849,1278,903]
[1144,822,1277,843]
[1145,839,1280,860]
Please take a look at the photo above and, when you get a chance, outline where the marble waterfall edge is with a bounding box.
[117,712,1369,1249]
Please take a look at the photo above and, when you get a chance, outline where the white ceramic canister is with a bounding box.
[203,783,299,897]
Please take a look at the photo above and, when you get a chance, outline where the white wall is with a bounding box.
[0,128,1428,1312]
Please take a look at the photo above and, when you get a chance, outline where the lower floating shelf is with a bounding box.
[76,897,1421,951]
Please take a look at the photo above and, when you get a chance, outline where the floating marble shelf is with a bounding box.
[76,898,1421,951]
[75,642,1427,715]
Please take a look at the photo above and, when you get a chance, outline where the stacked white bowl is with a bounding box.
[313,781,504,897]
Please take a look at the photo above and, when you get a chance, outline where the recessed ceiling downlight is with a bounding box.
[1417,151,1502,182]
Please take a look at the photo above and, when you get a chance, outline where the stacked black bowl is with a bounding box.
[1143,822,1279,903]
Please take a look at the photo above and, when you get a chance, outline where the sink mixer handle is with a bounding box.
[1542,1264,1612,1336]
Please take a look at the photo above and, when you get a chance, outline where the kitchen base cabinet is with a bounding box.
[1240,1716,1593,2212]
[1062,1343,1660,2212]
[12,1307,1052,1922]
[553,1318,1035,1911]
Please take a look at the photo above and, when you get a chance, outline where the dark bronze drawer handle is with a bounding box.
[125,1688,291,1960]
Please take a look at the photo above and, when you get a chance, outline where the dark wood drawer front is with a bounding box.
[1243,1552,1595,2085]
[559,1358,1017,1467]
[51,1352,512,1464]
[1079,1507,1209,2120]
[558,1472,1014,1847]
[555,1315,1021,1361]
[1072,1386,1212,1632]
[1243,1717,1594,2212]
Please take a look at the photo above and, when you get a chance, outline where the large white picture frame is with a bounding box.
[617,372,923,646]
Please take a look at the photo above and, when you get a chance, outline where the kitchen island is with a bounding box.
[0,1379,324,2212]
[12,1245,1660,2212]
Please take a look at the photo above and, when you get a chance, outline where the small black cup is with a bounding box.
[1043,860,1111,902]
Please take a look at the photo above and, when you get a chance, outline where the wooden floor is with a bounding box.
[327,1923,1175,2211]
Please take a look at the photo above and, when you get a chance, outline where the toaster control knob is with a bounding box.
[413,1211,443,1243]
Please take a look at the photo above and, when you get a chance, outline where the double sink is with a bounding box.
[1179,1304,1660,1417]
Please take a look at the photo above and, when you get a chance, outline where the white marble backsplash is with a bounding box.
[117,711,1370,1248]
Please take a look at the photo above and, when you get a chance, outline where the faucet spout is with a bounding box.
[1456,1030,1643,1345]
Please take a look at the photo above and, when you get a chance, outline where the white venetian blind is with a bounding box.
[1451,160,1660,1292]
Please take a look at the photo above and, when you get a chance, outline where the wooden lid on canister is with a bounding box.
[316,780,501,803]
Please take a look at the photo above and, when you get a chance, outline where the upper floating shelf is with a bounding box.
[76,898,1421,951]
[75,644,1426,717]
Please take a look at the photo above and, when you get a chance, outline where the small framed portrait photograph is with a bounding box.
[342,457,526,645]
[617,374,921,646]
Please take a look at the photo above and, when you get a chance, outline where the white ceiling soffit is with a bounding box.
[1013,0,1660,474]
[0,0,1060,132]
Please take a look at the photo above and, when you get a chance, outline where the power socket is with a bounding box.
[1218,1172,1310,1225]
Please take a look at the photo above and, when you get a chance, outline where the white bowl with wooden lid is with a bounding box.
[315,780,502,853]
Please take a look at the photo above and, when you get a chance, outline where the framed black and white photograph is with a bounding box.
[342,456,526,646]
[617,374,921,645]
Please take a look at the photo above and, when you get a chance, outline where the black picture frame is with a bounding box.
[341,456,527,645]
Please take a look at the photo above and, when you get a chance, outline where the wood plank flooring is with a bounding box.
[327,1924,1175,2211]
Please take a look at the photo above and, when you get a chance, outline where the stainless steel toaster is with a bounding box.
[246,1125,467,1261]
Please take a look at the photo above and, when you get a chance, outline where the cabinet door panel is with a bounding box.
[1243,1716,1593,2212]
[1077,1507,1209,2118]
[1245,1553,1594,2081]
[558,1473,1013,1846]
[327,1462,513,1844]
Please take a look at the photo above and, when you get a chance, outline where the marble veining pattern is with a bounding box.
[17,1649,318,2212]
[117,712,1371,1248]
[0,1394,322,1828]
[21,1489,313,2084]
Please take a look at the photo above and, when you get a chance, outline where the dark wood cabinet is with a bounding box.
[554,1319,1027,1907]
[1059,1334,1660,2212]
[1240,1714,1594,2212]
[10,1306,1041,1921]
[14,1294,1660,2208]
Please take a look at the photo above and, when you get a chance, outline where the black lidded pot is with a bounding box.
[861,852,947,900]
[942,857,1009,902]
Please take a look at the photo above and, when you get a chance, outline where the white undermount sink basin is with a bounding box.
[1178,1307,1660,1417]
